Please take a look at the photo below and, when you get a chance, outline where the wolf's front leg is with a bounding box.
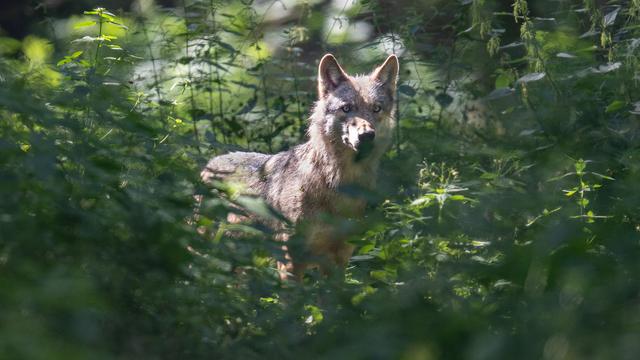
[277,257,306,282]
[308,230,355,279]
[318,242,355,277]
[275,233,308,282]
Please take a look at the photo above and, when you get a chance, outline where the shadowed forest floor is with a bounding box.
[2,0,640,359]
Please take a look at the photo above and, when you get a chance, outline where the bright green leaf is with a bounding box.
[73,21,97,29]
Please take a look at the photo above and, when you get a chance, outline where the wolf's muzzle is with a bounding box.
[355,129,375,161]
[358,130,375,143]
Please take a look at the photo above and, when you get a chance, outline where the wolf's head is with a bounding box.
[309,54,399,162]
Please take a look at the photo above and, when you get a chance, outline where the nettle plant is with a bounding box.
[410,162,475,223]
[58,8,129,71]
[552,158,614,223]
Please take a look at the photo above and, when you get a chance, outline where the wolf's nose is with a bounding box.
[359,131,375,143]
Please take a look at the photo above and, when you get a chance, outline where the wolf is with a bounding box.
[200,53,399,280]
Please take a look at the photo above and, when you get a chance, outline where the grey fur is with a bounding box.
[201,54,399,280]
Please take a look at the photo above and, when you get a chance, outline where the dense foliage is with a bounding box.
[2,0,640,358]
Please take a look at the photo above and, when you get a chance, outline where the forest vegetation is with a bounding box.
[1,0,640,358]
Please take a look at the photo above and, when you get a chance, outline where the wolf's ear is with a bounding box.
[318,54,349,97]
[372,54,399,90]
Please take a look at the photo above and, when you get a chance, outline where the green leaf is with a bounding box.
[72,36,101,43]
[350,255,375,262]
[214,40,236,54]
[56,57,71,66]
[449,194,470,201]
[358,243,375,255]
[73,21,97,29]
[19,142,31,152]
[57,50,84,66]
[370,269,396,283]
[398,84,417,97]
[178,56,194,65]
[603,7,620,27]
[410,197,431,207]
[108,21,129,30]
[304,305,324,325]
[435,93,453,108]
[236,96,257,115]
[352,286,377,305]
[556,52,576,58]
[591,172,615,181]
[575,159,586,174]
[605,100,625,113]
[495,72,513,88]
[0,37,22,55]
[517,72,545,83]
[94,11,115,22]
[485,87,514,100]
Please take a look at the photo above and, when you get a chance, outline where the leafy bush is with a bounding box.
[1,0,640,358]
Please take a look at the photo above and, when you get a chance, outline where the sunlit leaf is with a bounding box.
[73,21,97,29]
[605,100,625,113]
[591,62,621,73]
[517,72,545,83]
[591,172,615,181]
[72,36,102,43]
[603,7,620,27]
[22,35,53,64]
[556,52,576,58]
[485,87,514,100]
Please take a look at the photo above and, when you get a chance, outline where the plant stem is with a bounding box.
[94,10,103,69]
[260,57,272,153]
[182,0,201,153]
[142,19,164,124]
[215,49,227,144]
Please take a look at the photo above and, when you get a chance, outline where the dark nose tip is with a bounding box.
[359,131,375,143]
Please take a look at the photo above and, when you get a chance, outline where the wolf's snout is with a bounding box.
[353,126,376,162]
[358,130,375,143]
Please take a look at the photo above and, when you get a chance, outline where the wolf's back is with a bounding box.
[201,151,271,190]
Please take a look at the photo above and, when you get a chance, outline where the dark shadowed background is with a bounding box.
[1,0,640,359]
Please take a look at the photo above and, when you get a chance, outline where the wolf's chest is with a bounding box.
[297,180,367,220]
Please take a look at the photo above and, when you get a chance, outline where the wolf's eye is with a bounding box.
[372,104,382,113]
[341,104,352,113]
